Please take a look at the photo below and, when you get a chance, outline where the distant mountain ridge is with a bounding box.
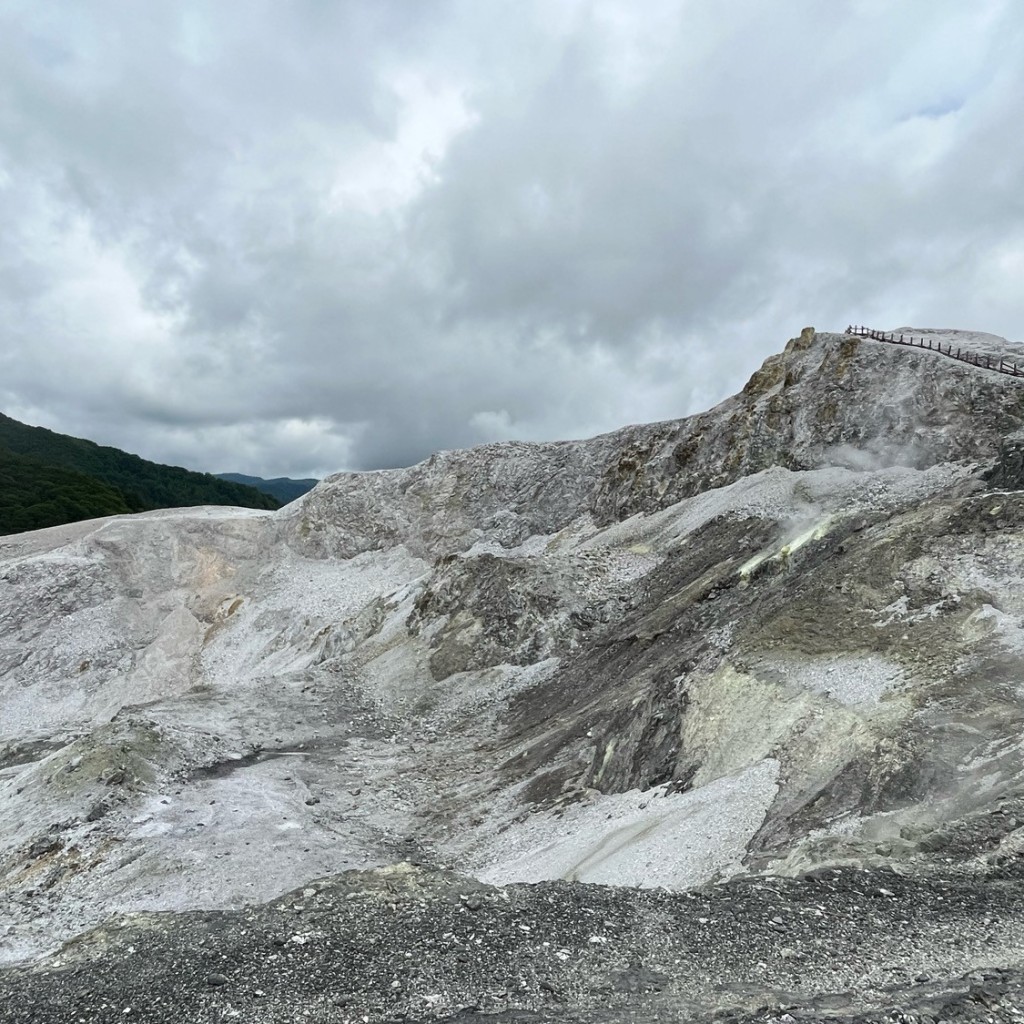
[215,472,319,505]
[0,412,279,535]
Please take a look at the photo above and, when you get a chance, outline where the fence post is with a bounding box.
[850,328,1024,382]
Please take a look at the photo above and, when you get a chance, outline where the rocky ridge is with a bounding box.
[2,327,1024,1021]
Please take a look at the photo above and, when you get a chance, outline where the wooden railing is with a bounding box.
[845,325,1024,379]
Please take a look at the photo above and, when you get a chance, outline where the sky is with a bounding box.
[2,0,1024,479]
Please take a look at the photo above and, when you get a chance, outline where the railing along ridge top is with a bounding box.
[845,325,1024,379]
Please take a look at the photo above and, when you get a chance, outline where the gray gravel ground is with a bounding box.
[2,859,1024,1023]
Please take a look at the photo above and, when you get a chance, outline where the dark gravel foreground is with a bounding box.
[2,862,1024,1024]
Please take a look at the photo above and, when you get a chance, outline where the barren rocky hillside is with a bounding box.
[3,327,1024,1022]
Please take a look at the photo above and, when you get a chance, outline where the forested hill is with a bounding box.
[0,447,136,534]
[0,413,279,535]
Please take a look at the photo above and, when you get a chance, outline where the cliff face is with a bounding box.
[3,328,1024,1021]
[285,327,1024,559]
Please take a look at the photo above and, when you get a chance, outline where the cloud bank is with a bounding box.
[2,0,1023,476]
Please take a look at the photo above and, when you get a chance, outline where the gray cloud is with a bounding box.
[2,0,1023,478]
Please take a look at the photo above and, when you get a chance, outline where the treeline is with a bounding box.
[0,413,280,536]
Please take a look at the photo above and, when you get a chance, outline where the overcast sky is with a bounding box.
[2,1,1023,478]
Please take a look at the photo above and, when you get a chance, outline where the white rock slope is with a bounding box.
[3,327,1024,967]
